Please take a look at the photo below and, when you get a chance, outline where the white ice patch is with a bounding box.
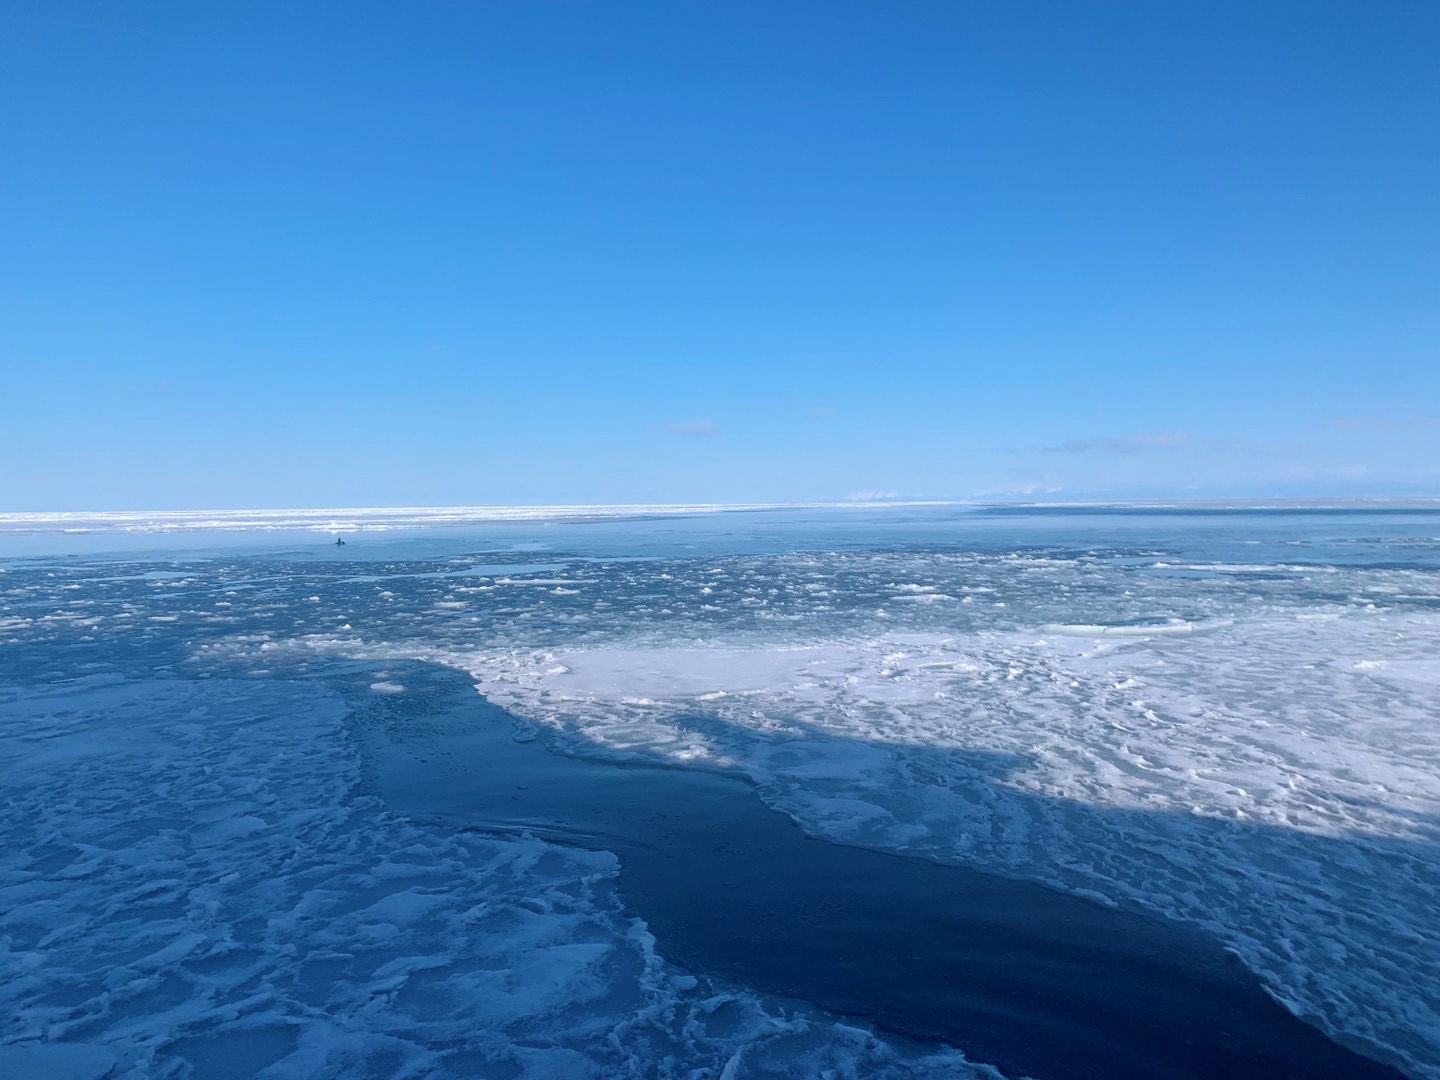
[550,646,854,700]
[1041,618,1196,637]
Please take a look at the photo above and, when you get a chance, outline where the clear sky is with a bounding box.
[2,2,1437,510]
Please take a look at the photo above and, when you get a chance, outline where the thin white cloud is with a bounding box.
[847,490,899,501]
[1288,464,1371,481]
[1041,432,1302,457]
[1044,432,1201,454]
[1332,416,1440,432]
[651,419,720,437]
[971,480,1063,498]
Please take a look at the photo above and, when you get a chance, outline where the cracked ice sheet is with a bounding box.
[414,615,1440,1076]
[0,678,987,1080]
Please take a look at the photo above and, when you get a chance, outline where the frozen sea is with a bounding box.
[1,503,1437,1078]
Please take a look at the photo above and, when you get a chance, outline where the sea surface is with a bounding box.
[1,504,1437,1078]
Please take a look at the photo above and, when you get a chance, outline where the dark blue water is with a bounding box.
[347,662,1402,1080]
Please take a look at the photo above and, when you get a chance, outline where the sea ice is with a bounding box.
[3,505,1437,1076]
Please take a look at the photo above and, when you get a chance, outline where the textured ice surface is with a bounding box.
[0,678,982,1078]
[3,505,1438,1076]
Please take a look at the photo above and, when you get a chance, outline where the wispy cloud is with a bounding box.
[1332,416,1440,432]
[847,490,899,501]
[1288,464,1371,481]
[651,419,720,437]
[1041,432,1301,456]
[972,480,1063,498]
[1044,432,1203,454]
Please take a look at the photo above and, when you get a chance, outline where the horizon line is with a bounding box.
[5,495,1440,521]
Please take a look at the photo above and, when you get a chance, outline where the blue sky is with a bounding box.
[2,1,1436,509]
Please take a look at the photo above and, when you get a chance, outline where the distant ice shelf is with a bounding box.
[0,501,964,535]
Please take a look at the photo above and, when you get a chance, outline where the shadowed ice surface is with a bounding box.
[352,662,1403,1080]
